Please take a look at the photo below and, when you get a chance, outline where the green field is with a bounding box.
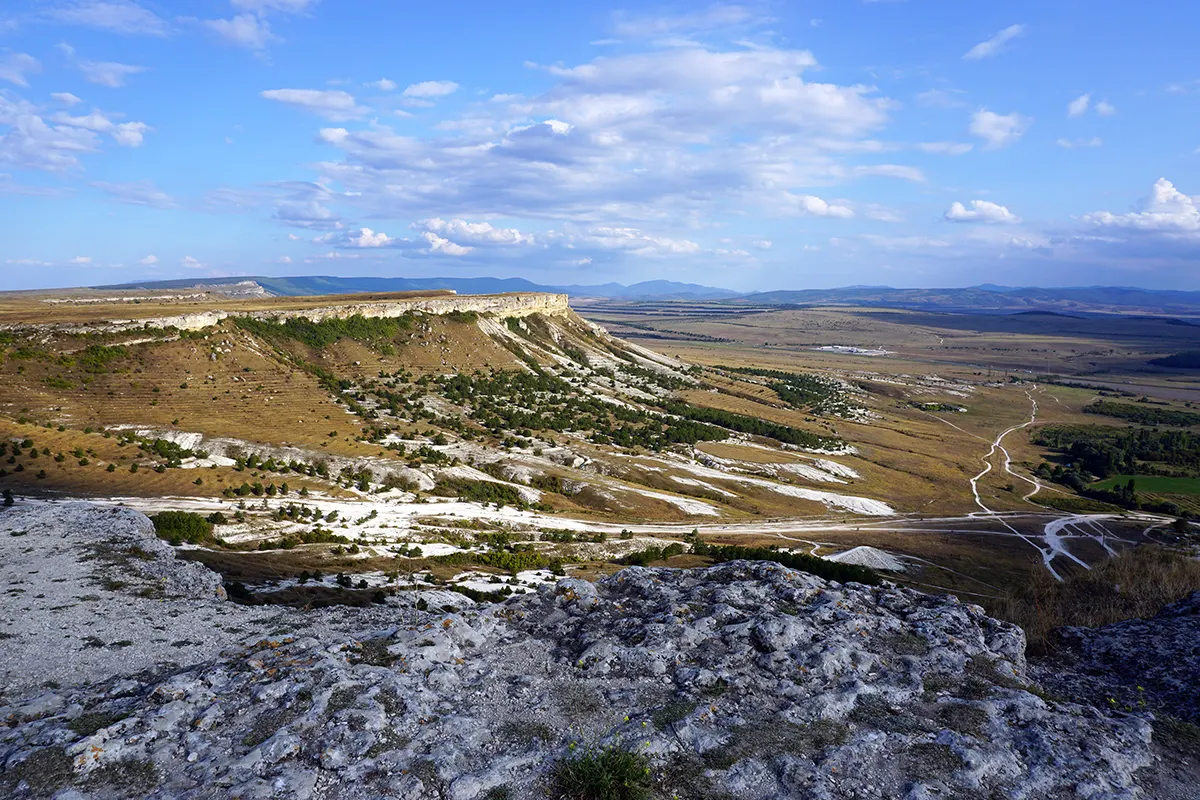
[1093,474,1200,495]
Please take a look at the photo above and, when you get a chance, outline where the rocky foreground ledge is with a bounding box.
[0,504,1180,799]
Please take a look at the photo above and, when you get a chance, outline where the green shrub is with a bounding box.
[552,744,653,800]
[692,540,881,585]
[150,511,213,545]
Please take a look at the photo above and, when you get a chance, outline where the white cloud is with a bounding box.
[7,258,53,266]
[92,180,174,207]
[203,15,276,50]
[864,204,904,223]
[916,88,967,108]
[787,194,854,218]
[51,109,152,147]
[343,227,397,247]
[48,1,170,36]
[854,164,925,182]
[968,108,1031,149]
[303,43,893,247]
[0,53,40,87]
[752,239,772,249]
[414,217,535,246]
[963,24,1025,61]
[421,231,472,255]
[112,121,149,146]
[1082,178,1199,236]
[944,200,1021,224]
[0,101,100,171]
[402,80,459,98]
[1056,136,1102,149]
[261,89,365,120]
[51,92,82,105]
[1067,93,1090,118]
[79,60,145,87]
[138,254,157,264]
[578,226,701,255]
[180,255,203,268]
[1095,100,1116,117]
[273,199,342,229]
[276,255,292,263]
[918,141,973,155]
[368,78,397,91]
[68,255,92,265]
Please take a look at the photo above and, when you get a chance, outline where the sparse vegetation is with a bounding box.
[986,545,1200,654]
[551,744,653,800]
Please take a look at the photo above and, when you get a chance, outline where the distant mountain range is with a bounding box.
[95,276,1200,316]
[99,275,740,301]
[735,285,1200,316]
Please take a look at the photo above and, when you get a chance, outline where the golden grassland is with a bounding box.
[0,289,458,326]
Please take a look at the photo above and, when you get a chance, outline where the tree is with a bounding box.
[2,489,13,507]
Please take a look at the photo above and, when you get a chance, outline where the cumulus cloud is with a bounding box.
[79,60,145,87]
[414,218,535,246]
[180,255,203,268]
[51,92,82,105]
[577,226,701,256]
[944,200,1021,224]
[310,44,893,230]
[969,108,1031,149]
[139,254,158,264]
[48,1,170,36]
[1057,136,1102,149]
[421,231,472,255]
[319,227,409,248]
[51,109,152,147]
[261,89,365,120]
[92,180,174,207]
[0,53,40,87]
[0,100,100,171]
[963,24,1025,61]
[787,194,854,218]
[1068,93,1115,118]
[204,15,276,50]
[1067,93,1090,118]
[752,239,772,249]
[402,80,459,98]
[68,255,92,265]
[368,78,397,91]
[1082,178,1199,236]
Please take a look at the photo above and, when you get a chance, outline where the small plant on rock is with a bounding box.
[552,743,653,800]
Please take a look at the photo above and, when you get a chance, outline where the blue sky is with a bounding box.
[1,1,1198,292]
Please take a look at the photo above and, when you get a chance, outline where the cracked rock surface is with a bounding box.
[0,503,1171,799]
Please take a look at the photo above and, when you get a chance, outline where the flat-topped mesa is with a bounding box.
[6,291,572,334]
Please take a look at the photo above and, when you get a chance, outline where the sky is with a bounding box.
[1,0,1199,292]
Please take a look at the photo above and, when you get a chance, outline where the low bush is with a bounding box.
[150,511,213,545]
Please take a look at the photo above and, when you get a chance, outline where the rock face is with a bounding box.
[1037,591,1200,724]
[1,540,1157,799]
[8,292,571,334]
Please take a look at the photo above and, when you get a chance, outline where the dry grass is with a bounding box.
[984,545,1200,654]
